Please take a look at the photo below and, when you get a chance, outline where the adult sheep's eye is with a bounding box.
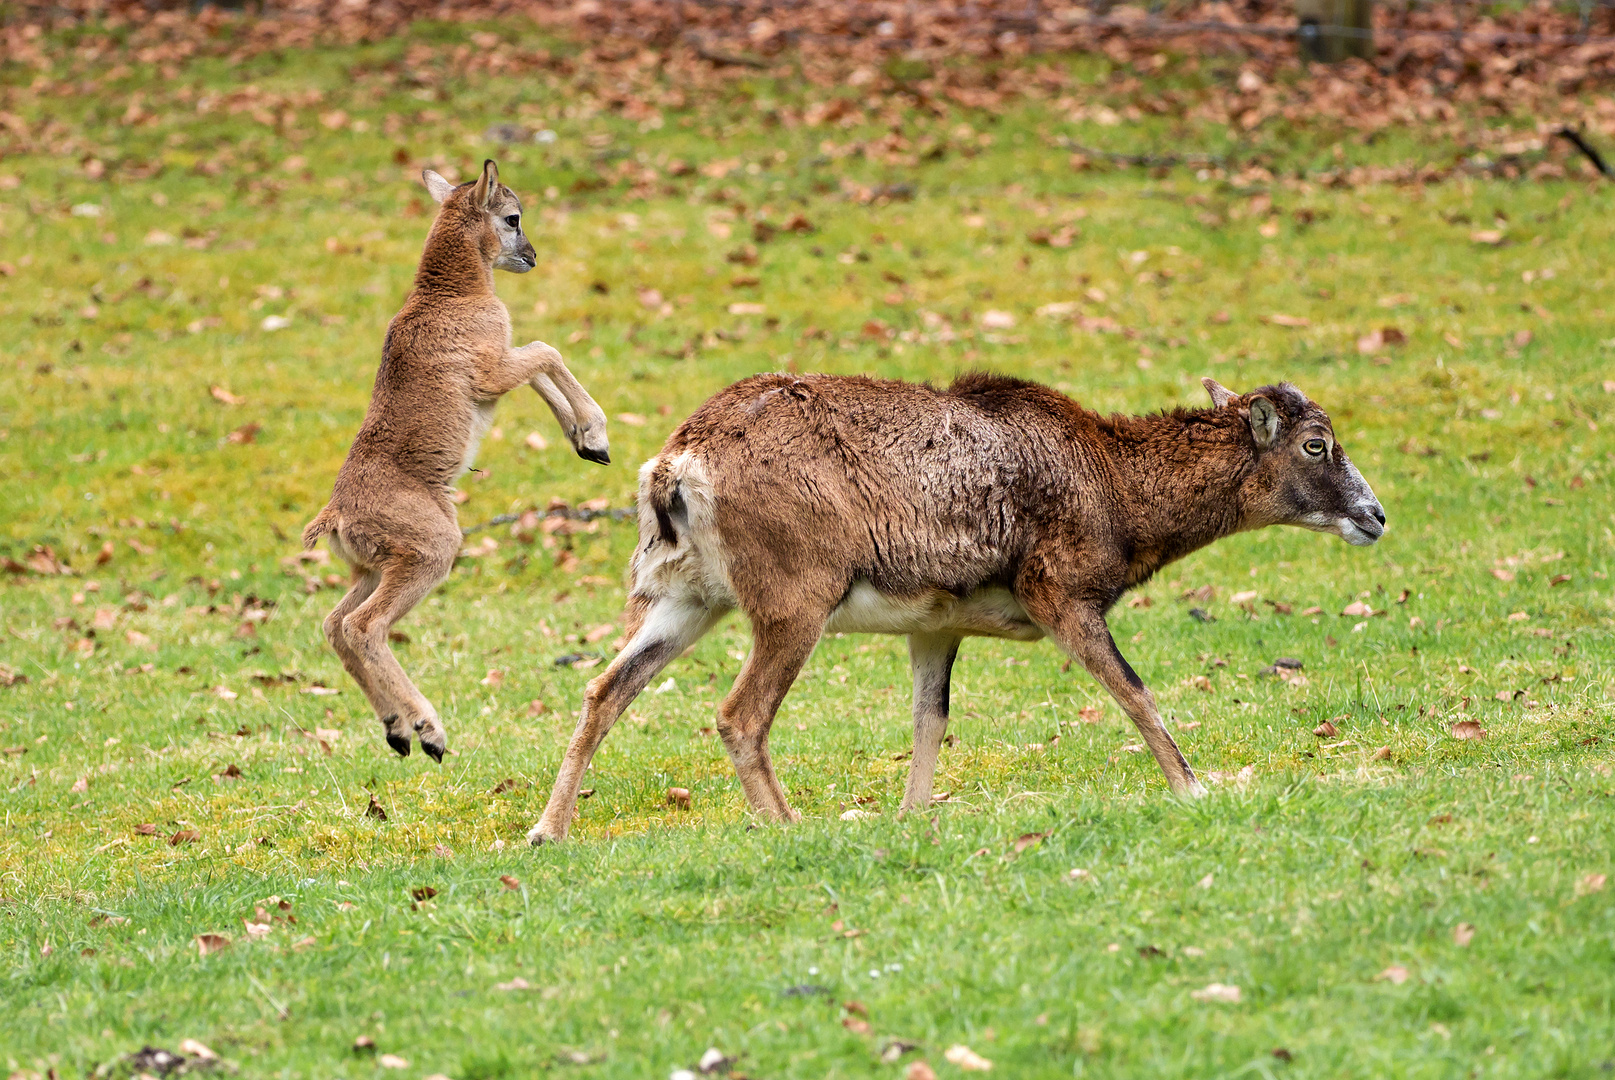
[1304,438,1327,456]
[504,215,520,228]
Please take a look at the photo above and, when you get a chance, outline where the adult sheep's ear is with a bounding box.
[422,169,455,204]
[472,159,499,210]
[1202,377,1237,408]
[1248,395,1281,449]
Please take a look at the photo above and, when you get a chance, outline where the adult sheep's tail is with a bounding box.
[301,504,337,550]
[629,451,732,609]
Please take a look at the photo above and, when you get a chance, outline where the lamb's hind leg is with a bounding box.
[343,552,454,760]
[901,631,962,814]
[324,569,390,717]
[530,595,725,844]
[716,616,823,823]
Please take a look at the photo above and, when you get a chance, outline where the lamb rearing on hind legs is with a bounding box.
[303,160,609,762]
[529,373,1383,843]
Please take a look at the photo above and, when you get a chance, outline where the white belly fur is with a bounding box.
[823,581,1045,641]
[458,401,498,480]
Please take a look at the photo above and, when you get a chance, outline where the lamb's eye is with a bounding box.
[504,215,520,228]
[1304,438,1327,456]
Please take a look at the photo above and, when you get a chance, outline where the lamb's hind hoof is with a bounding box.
[420,737,445,764]
[382,716,413,758]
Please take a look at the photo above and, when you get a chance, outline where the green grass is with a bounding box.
[2,17,1614,1079]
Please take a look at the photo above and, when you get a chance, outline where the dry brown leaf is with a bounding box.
[1375,965,1410,984]
[1578,872,1607,895]
[667,786,692,810]
[906,1064,938,1080]
[1190,983,1241,1003]
[169,828,198,846]
[944,1044,994,1071]
[1450,720,1486,741]
[1453,923,1475,946]
[1470,229,1506,246]
[500,874,521,890]
[1013,831,1049,854]
[195,933,231,956]
[209,385,244,405]
[1312,721,1339,738]
[1267,314,1309,328]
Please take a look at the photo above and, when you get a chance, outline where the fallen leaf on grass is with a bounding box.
[195,933,230,956]
[169,829,198,846]
[495,976,532,991]
[1266,313,1309,328]
[378,1054,409,1069]
[209,385,244,405]
[1450,721,1486,741]
[1375,965,1410,984]
[366,794,387,821]
[500,874,521,890]
[843,1016,873,1034]
[1313,720,1339,738]
[133,823,159,835]
[480,669,504,688]
[944,1044,993,1071]
[410,886,436,902]
[1578,873,1607,896]
[906,1064,938,1080]
[667,787,692,810]
[1372,746,1393,760]
[1453,923,1475,946]
[1013,831,1048,854]
[1190,983,1241,1003]
[1471,229,1507,245]
[178,1039,217,1061]
[1197,873,1214,889]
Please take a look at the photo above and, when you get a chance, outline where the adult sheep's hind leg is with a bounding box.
[530,595,725,844]
[342,550,454,760]
[715,616,823,824]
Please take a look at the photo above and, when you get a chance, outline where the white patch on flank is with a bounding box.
[825,582,1045,641]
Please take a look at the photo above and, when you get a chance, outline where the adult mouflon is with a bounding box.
[304,160,609,762]
[530,373,1384,842]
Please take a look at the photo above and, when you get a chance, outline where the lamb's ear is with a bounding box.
[472,159,499,210]
[1248,395,1281,449]
[1202,377,1237,409]
[422,169,455,204]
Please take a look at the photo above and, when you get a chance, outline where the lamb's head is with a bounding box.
[422,159,537,273]
[1203,377,1386,546]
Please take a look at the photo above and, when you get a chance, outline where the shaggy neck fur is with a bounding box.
[1096,407,1258,585]
[411,199,494,297]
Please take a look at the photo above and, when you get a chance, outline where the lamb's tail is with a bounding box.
[300,504,337,550]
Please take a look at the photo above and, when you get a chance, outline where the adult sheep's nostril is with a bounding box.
[1372,506,1386,526]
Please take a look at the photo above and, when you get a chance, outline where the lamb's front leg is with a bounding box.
[524,345,609,465]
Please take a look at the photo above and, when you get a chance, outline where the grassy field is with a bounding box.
[2,17,1614,1079]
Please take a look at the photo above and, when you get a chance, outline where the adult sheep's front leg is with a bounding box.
[1023,595,1204,796]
